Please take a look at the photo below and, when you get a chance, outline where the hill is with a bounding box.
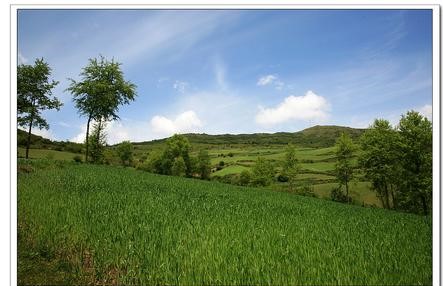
[134,125,365,148]
[17,129,83,154]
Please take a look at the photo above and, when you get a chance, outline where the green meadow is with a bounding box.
[18,160,432,285]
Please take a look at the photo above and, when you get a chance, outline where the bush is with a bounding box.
[73,155,83,163]
[277,174,289,182]
[330,186,350,203]
[239,170,252,186]
[297,184,317,198]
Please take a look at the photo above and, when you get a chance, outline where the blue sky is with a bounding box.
[17,9,433,144]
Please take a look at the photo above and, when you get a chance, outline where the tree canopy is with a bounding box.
[66,55,136,162]
[17,58,61,158]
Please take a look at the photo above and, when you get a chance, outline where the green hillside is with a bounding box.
[134,125,365,148]
[18,160,431,285]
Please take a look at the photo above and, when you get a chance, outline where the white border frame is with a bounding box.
[9,4,440,286]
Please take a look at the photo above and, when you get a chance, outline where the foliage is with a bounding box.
[66,55,136,162]
[18,161,432,285]
[171,156,186,177]
[197,149,211,180]
[88,120,107,164]
[161,134,193,176]
[73,155,83,163]
[330,186,349,203]
[296,183,317,198]
[397,111,432,215]
[239,170,252,186]
[17,58,61,158]
[359,119,400,209]
[334,133,356,203]
[282,144,299,191]
[116,141,133,167]
[251,157,275,187]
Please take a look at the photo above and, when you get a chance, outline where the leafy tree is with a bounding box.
[359,119,400,209]
[116,140,133,167]
[162,134,192,176]
[197,149,211,180]
[282,144,300,191]
[397,111,432,215]
[239,170,252,186]
[88,119,107,164]
[251,157,275,187]
[17,58,61,159]
[335,133,355,203]
[171,156,186,177]
[67,56,136,162]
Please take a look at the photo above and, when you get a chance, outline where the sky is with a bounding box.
[17,9,433,144]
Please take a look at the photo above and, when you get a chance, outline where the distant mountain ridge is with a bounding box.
[134,125,366,148]
[18,125,366,150]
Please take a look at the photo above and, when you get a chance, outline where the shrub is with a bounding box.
[330,186,350,203]
[277,174,289,182]
[73,155,83,163]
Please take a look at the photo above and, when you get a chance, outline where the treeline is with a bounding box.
[134,125,365,149]
[359,111,432,215]
[136,134,211,180]
[331,110,432,215]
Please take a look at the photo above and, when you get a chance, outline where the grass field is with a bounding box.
[18,147,80,161]
[18,159,432,285]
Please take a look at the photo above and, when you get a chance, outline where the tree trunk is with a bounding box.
[420,194,428,216]
[85,115,91,163]
[384,184,391,209]
[390,184,397,210]
[25,116,34,159]
[345,179,349,203]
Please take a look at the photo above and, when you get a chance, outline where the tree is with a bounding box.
[17,58,61,159]
[88,119,107,164]
[282,144,300,191]
[162,134,192,176]
[171,156,186,177]
[397,111,432,215]
[335,133,355,203]
[197,149,211,180]
[359,119,400,209]
[251,157,275,187]
[239,170,252,186]
[116,141,133,167]
[67,56,136,162]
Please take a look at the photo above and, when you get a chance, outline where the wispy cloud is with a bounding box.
[173,80,189,94]
[257,74,285,90]
[257,74,277,86]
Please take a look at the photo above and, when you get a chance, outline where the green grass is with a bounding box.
[18,160,432,285]
[212,165,249,176]
[18,147,80,161]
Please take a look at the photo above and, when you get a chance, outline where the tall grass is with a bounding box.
[18,160,432,285]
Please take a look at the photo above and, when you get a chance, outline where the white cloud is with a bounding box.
[32,128,57,141]
[151,110,203,136]
[255,90,330,126]
[418,104,432,121]
[18,52,28,64]
[173,80,189,93]
[257,74,277,86]
[257,74,285,90]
